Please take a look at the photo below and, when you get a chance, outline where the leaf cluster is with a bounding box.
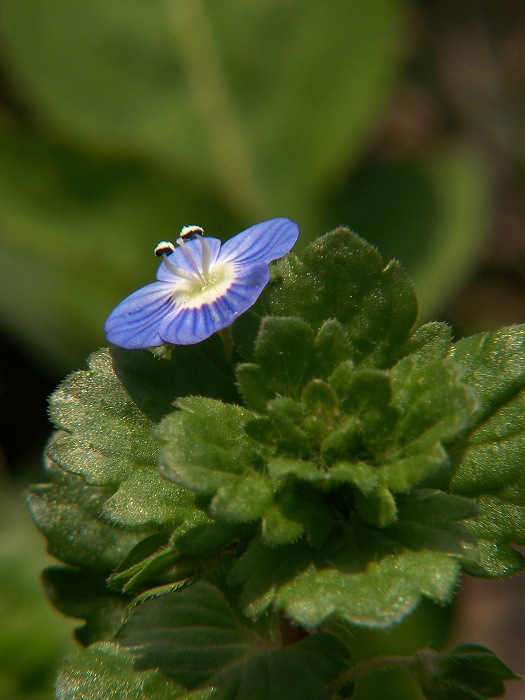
[29,228,525,699]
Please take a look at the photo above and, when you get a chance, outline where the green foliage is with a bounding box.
[413,645,520,700]
[447,327,525,577]
[31,227,524,698]
[55,642,199,700]
[116,582,347,700]
[262,229,418,369]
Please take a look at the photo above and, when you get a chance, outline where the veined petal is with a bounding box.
[219,218,299,266]
[159,263,269,344]
[104,282,176,349]
[156,237,222,281]
[106,219,299,348]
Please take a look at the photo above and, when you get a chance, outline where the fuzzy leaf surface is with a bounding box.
[116,582,347,700]
[230,496,474,631]
[449,326,525,576]
[264,229,418,369]
[414,645,520,700]
[27,458,148,572]
[55,642,203,700]
[45,346,234,529]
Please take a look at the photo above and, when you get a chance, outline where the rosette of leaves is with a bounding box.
[29,228,524,699]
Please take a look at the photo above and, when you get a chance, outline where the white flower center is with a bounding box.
[171,259,235,308]
[161,234,235,308]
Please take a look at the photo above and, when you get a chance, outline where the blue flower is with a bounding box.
[105,218,299,348]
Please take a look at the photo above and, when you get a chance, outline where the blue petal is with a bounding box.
[156,236,222,281]
[105,282,175,349]
[219,218,299,266]
[159,263,269,344]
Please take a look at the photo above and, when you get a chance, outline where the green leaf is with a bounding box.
[169,516,244,558]
[210,475,275,523]
[158,397,264,492]
[44,347,235,529]
[449,326,525,576]
[313,319,354,377]
[43,567,130,646]
[264,229,418,369]
[159,398,280,536]
[414,645,521,700]
[401,322,453,364]
[230,530,462,630]
[279,550,459,631]
[391,357,479,449]
[387,490,478,559]
[107,537,206,595]
[354,486,397,527]
[261,485,332,548]
[116,582,347,700]
[27,458,149,572]
[236,363,273,413]
[254,316,316,395]
[55,642,198,700]
[2,0,406,220]
[375,443,449,493]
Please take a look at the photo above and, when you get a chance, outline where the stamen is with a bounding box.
[199,236,212,279]
[162,255,197,282]
[176,236,206,284]
[154,241,176,257]
[180,225,204,240]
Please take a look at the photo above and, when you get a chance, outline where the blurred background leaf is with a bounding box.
[0,0,500,370]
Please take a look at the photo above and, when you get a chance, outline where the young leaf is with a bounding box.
[116,582,347,700]
[264,229,418,369]
[448,326,525,576]
[254,316,316,395]
[230,531,462,630]
[158,397,266,489]
[414,645,520,700]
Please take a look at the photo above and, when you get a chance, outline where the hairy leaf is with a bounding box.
[55,642,199,700]
[265,229,418,369]
[414,645,520,700]
[44,347,236,530]
[230,521,466,630]
[449,326,525,576]
[43,567,130,646]
[27,458,148,572]
[116,582,347,700]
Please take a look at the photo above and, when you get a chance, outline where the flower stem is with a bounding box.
[328,655,417,696]
[219,326,233,360]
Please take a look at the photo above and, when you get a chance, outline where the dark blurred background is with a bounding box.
[0,1,524,697]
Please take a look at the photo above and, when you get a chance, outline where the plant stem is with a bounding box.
[219,326,233,361]
[329,655,417,696]
[277,611,309,647]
